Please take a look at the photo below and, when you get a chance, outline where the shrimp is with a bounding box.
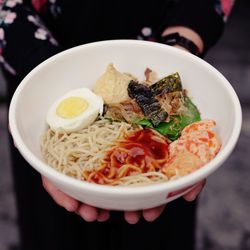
[162,150,203,178]
[182,120,216,135]
[170,120,221,161]
[162,120,221,178]
[169,138,212,163]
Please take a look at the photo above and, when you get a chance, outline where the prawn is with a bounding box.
[162,120,221,178]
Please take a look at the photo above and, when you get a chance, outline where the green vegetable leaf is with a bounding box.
[134,118,154,128]
[134,97,201,141]
[183,96,201,122]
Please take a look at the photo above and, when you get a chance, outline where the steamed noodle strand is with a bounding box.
[42,118,133,172]
[111,172,169,186]
[41,118,175,185]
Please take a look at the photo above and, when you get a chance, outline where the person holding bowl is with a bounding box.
[0,1,234,250]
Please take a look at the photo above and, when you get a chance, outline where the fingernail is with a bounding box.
[78,206,97,222]
[65,201,78,212]
[188,193,197,201]
[125,213,140,224]
[65,203,74,212]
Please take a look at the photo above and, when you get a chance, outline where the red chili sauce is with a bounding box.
[90,129,169,184]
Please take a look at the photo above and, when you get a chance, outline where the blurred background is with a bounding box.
[0,1,249,250]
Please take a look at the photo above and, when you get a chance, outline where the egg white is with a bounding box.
[46,88,103,133]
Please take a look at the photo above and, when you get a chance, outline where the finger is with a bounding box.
[78,204,98,222]
[143,205,166,222]
[124,211,141,224]
[42,177,79,212]
[183,179,206,202]
[97,209,110,222]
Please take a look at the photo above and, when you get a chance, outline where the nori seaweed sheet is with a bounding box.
[150,72,182,96]
[128,80,167,126]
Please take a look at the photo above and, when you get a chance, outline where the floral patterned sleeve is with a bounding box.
[162,0,235,53]
[0,0,61,78]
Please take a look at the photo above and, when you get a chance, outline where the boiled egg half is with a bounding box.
[46,88,103,132]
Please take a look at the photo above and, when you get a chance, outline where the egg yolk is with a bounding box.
[56,97,89,119]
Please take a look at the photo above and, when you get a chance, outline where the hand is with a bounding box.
[162,26,204,54]
[42,176,166,224]
[183,179,206,202]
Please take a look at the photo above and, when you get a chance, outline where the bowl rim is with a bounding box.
[8,39,242,196]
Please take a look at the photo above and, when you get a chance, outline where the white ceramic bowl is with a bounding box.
[9,40,242,210]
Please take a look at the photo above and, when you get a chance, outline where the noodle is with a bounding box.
[83,128,170,185]
[42,118,138,180]
[113,172,169,186]
[41,118,176,186]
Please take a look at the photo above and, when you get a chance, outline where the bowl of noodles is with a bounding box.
[9,40,242,210]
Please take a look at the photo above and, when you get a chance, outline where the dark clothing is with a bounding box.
[0,0,231,79]
[1,1,232,249]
